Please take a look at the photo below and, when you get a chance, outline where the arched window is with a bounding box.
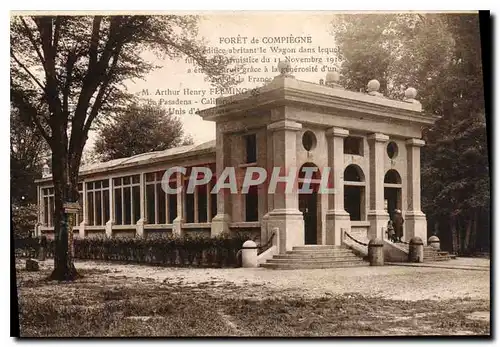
[298,162,321,180]
[384,169,402,184]
[344,164,365,182]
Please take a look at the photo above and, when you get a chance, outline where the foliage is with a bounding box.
[15,233,251,268]
[11,106,49,205]
[10,15,239,279]
[12,204,39,239]
[93,100,194,161]
[332,13,489,254]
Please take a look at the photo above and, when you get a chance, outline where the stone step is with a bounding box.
[292,245,343,250]
[275,254,361,260]
[287,249,354,255]
[269,256,362,263]
[261,261,367,270]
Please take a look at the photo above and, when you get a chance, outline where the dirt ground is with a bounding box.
[15,258,491,337]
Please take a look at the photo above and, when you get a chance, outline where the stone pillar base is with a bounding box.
[266,209,304,254]
[105,220,112,238]
[79,221,86,239]
[325,210,351,245]
[173,217,185,238]
[260,213,269,244]
[404,211,427,244]
[136,218,145,238]
[367,210,390,240]
[210,213,230,237]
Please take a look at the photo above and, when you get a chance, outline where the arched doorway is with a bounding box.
[298,163,321,244]
[384,169,402,221]
[344,164,366,221]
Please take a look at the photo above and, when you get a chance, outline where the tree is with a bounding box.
[93,101,194,161]
[10,15,238,280]
[11,104,49,205]
[332,13,489,254]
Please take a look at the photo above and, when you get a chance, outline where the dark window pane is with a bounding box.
[211,193,217,219]
[146,172,155,182]
[133,186,141,224]
[95,191,102,225]
[146,185,155,224]
[44,197,49,225]
[124,187,131,224]
[95,181,102,189]
[197,186,208,223]
[168,194,177,223]
[123,176,130,185]
[78,183,83,191]
[48,197,54,227]
[87,192,94,226]
[185,192,195,223]
[132,175,140,184]
[78,198,84,224]
[113,177,121,186]
[245,134,257,163]
[245,187,258,222]
[102,180,109,188]
[344,137,363,155]
[157,184,166,224]
[345,186,361,221]
[86,182,93,190]
[114,188,122,224]
[103,189,110,223]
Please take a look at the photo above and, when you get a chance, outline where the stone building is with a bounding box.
[35,65,437,253]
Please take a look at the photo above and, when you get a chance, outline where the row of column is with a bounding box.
[211,120,427,251]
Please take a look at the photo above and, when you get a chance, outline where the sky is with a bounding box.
[86,12,343,152]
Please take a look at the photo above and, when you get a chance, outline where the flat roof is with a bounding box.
[36,140,216,183]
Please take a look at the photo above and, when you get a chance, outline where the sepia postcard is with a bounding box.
[11,10,491,338]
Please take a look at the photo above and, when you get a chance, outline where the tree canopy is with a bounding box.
[10,15,238,280]
[332,13,489,253]
[93,101,194,161]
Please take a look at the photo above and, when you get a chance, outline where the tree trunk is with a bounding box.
[450,215,458,254]
[48,151,80,281]
[464,215,472,253]
[470,208,478,253]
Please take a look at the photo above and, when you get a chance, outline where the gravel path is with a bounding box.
[32,258,490,302]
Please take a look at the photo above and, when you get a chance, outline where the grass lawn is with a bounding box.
[15,263,490,337]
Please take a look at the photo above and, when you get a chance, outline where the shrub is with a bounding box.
[14,233,251,268]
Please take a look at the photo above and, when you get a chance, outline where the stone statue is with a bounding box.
[393,209,404,242]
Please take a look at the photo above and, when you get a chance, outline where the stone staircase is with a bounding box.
[395,243,455,262]
[260,245,368,269]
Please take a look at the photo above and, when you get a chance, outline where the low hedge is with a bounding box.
[14,233,252,268]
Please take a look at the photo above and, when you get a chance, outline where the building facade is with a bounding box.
[35,66,437,253]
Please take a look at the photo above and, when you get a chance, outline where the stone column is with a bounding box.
[105,178,113,238]
[35,186,42,237]
[136,172,145,238]
[206,182,212,222]
[80,181,88,238]
[266,120,304,253]
[325,127,351,245]
[405,138,427,242]
[172,171,184,237]
[261,127,275,244]
[367,133,390,239]
[211,129,231,237]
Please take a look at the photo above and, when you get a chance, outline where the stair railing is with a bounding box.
[258,231,276,255]
[343,230,368,247]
